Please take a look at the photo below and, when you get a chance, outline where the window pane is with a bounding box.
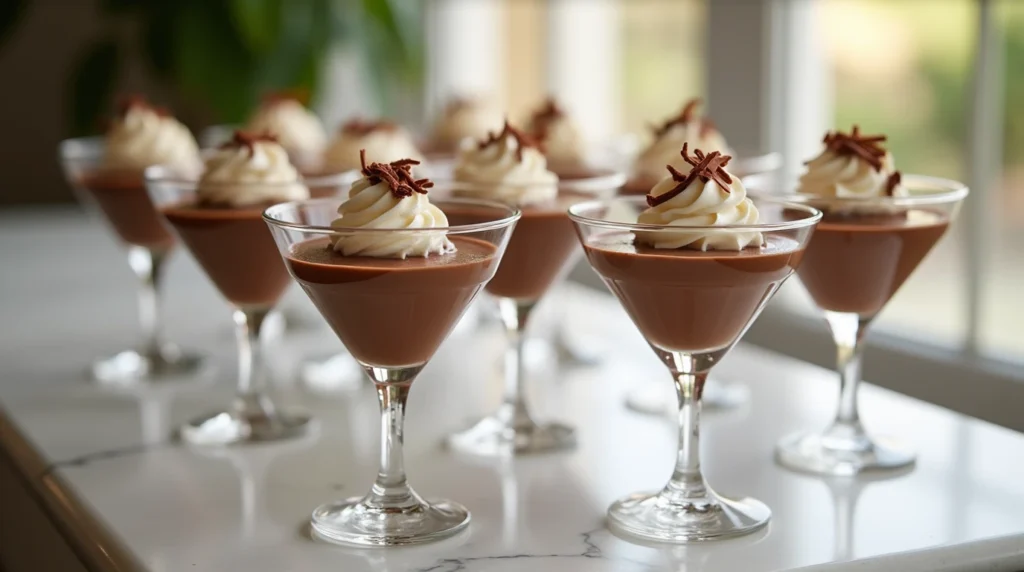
[817,0,975,347]
[620,0,706,135]
[984,1,1024,361]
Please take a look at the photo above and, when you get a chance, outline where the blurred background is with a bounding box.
[0,0,1020,400]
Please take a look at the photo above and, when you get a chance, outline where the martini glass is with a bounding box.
[264,194,519,546]
[570,195,820,542]
[147,167,325,445]
[445,172,624,456]
[746,173,968,476]
[59,136,205,385]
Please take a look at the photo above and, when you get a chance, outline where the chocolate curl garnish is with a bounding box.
[646,143,733,208]
[261,88,310,106]
[819,125,889,172]
[359,149,433,199]
[884,171,902,197]
[528,97,566,142]
[478,119,542,162]
[223,130,279,157]
[116,94,170,118]
[650,98,708,139]
[341,117,398,136]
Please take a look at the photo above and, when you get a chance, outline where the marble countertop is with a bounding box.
[2,208,1024,572]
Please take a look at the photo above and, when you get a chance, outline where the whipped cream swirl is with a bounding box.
[197,132,309,207]
[634,100,732,183]
[800,149,906,199]
[104,102,201,173]
[331,154,453,259]
[526,99,585,166]
[246,98,327,156]
[323,120,423,172]
[434,97,505,149]
[636,147,762,251]
[453,121,558,205]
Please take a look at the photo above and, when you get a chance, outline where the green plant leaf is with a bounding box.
[0,0,27,49]
[174,2,256,122]
[230,0,283,54]
[67,39,120,136]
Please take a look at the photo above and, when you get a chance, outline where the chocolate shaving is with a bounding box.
[341,118,398,136]
[116,94,170,118]
[478,119,542,161]
[820,125,889,172]
[650,98,712,139]
[359,149,433,199]
[884,171,902,196]
[222,130,279,157]
[527,97,566,142]
[646,143,733,208]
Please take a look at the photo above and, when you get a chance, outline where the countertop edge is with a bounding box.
[0,406,145,572]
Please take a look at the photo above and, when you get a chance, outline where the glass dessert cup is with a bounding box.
[570,196,821,543]
[146,167,315,445]
[264,195,520,546]
[59,136,205,385]
[443,172,626,456]
[746,173,968,477]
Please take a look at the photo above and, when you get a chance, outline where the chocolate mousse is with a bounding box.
[584,145,804,351]
[793,127,951,317]
[162,131,309,308]
[452,121,586,301]
[285,153,501,367]
[81,95,201,250]
[623,99,732,195]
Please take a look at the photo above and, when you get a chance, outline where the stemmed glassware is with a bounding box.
[570,195,820,542]
[264,194,519,546]
[146,167,347,444]
[59,136,204,384]
[746,173,969,476]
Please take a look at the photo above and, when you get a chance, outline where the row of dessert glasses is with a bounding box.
[58,94,966,546]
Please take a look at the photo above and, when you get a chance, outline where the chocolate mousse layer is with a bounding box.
[447,191,588,301]
[288,236,498,367]
[163,202,292,307]
[797,210,949,316]
[584,233,804,352]
[80,170,175,250]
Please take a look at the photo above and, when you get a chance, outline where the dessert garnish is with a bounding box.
[647,143,733,207]
[359,149,433,199]
[478,120,542,161]
[884,172,902,197]
[342,118,398,136]
[651,98,712,139]
[528,97,565,141]
[817,125,889,172]
[222,130,279,155]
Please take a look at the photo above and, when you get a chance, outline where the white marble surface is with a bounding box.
[2,208,1024,572]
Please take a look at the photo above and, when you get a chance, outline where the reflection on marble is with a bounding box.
[3,211,1024,571]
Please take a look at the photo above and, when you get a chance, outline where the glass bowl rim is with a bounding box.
[567,195,822,233]
[743,172,969,207]
[262,196,522,236]
[144,164,356,188]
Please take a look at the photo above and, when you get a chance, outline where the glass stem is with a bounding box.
[822,311,871,450]
[496,297,538,431]
[364,369,421,509]
[127,246,167,359]
[662,369,709,502]
[233,308,278,420]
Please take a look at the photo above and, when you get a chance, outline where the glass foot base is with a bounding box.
[775,431,916,476]
[447,415,576,456]
[608,490,770,543]
[179,409,314,446]
[300,352,362,393]
[91,347,205,386]
[625,380,748,415]
[311,496,470,546]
